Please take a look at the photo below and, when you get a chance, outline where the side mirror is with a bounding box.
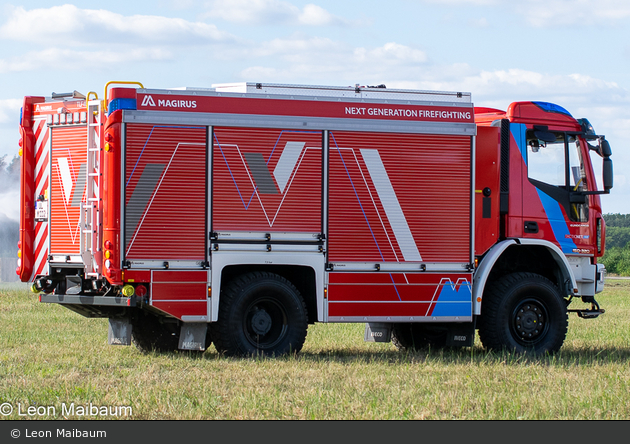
[600,139,612,157]
[603,157,613,191]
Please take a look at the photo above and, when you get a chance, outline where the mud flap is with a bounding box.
[364,323,392,343]
[108,318,132,346]
[178,323,208,351]
[445,323,475,347]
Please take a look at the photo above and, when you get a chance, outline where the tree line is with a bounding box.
[0,155,20,257]
[0,154,19,188]
[600,213,630,276]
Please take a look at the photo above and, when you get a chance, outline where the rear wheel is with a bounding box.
[211,272,308,357]
[391,323,448,351]
[131,311,180,353]
[478,272,568,355]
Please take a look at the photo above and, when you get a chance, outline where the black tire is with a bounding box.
[131,311,212,354]
[391,323,448,352]
[478,272,568,355]
[211,272,308,357]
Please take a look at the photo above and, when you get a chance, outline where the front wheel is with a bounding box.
[211,272,308,357]
[478,272,568,355]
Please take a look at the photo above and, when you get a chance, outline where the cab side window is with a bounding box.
[526,131,589,222]
[527,132,566,186]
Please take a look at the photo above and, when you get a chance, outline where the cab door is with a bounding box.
[521,128,594,255]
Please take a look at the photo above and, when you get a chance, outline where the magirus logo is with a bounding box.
[140,95,156,107]
[140,95,197,109]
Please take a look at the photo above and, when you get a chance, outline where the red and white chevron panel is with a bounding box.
[31,117,50,279]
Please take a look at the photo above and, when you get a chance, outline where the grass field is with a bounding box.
[1,280,629,420]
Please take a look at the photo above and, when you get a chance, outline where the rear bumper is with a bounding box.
[39,293,136,307]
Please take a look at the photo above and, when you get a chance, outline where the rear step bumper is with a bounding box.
[39,293,136,307]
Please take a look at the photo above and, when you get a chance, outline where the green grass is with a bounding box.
[1,280,629,420]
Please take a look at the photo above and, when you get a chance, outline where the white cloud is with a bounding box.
[421,0,498,4]
[298,4,341,26]
[356,42,428,64]
[254,35,340,57]
[0,48,173,74]
[239,40,428,84]
[204,0,352,26]
[0,99,22,124]
[469,17,490,27]
[0,4,234,44]
[420,0,630,26]
[387,67,625,109]
[514,0,630,26]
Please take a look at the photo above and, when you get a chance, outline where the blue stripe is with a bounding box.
[215,133,248,208]
[510,123,528,164]
[532,102,572,117]
[535,189,577,253]
[432,281,472,317]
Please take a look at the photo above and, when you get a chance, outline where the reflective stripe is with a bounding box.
[360,148,422,262]
[273,141,305,193]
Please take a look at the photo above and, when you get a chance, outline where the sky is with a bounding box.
[0,0,628,220]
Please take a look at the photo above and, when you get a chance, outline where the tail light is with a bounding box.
[16,244,22,274]
[104,132,114,152]
[104,240,114,272]
[135,285,148,298]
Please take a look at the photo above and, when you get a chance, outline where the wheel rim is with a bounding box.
[510,298,550,346]
[243,297,289,350]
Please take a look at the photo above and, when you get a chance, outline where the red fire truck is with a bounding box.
[17,81,613,356]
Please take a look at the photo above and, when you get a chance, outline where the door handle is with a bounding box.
[524,221,539,233]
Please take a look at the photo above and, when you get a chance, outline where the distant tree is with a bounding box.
[601,246,630,276]
[0,155,8,177]
[600,214,630,276]
[0,155,20,190]
[604,226,630,250]
[0,215,19,257]
[0,155,21,260]
[8,155,20,179]
[603,213,630,228]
